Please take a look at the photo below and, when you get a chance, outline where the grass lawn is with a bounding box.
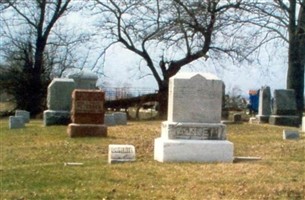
[1,118,304,200]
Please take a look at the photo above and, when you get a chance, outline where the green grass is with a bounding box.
[1,119,304,200]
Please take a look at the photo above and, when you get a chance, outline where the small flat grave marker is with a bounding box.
[108,144,136,164]
[283,130,299,140]
[15,110,30,123]
[9,116,25,129]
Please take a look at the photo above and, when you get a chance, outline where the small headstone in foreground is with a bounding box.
[108,144,136,164]
[15,110,30,123]
[283,130,299,140]
[9,116,25,129]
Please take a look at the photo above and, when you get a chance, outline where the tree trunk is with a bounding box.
[157,82,169,120]
[287,37,304,122]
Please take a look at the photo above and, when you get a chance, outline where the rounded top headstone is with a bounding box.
[171,72,221,80]
[68,69,98,80]
[67,69,98,89]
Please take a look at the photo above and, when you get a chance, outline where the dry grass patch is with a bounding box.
[1,118,304,199]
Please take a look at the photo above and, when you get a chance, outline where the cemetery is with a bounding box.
[1,72,304,199]
[1,1,304,199]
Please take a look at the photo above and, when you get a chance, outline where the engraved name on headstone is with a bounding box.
[108,145,136,164]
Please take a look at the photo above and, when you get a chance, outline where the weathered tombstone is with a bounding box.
[15,110,30,123]
[113,112,127,125]
[233,113,242,123]
[256,86,271,123]
[283,130,299,140]
[67,89,107,137]
[154,72,234,163]
[269,89,299,127]
[43,78,75,126]
[104,113,116,126]
[108,144,136,164]
[9,116,25,129]
[68,70,98,89]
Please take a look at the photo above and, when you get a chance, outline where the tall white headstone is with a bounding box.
[256,86,271,123]
[154,72,234,163]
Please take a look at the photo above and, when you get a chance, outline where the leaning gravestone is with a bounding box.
[256,86,271,123]
[67,89,107,137]
[269,89,299,127]
[154,72,234,163]
[43,78,75,126]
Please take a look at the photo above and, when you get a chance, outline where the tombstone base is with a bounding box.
[43,110,71,126]
[256,115,270,123]
[269,115,300,127]
[161,121,226,140]
[154,138,234,163]
[67,123,107,137]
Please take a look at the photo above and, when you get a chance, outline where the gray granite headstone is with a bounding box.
[283,130,299,140]
[15,110,30,123]
[47,78,75,110]
[105,113,116,126]
[269,89,299,127]
[68,70,98,89]
[9,116,25,129]
[43,78,75,126]
[113,112,127,125]
[272,89,297,115]
[256,86,271,123]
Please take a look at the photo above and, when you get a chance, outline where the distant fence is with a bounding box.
[101,87,158,101]
[102,87,159,112]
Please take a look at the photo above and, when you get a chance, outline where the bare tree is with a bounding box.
[241,0,305,120]
[93,0,263,117]
[0,0,92,115]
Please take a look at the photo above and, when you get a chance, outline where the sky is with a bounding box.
[0,2,291,98]
[101,42,288,98]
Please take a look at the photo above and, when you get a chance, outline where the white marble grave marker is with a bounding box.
[154,72,234,163]
[108,144,136,164]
